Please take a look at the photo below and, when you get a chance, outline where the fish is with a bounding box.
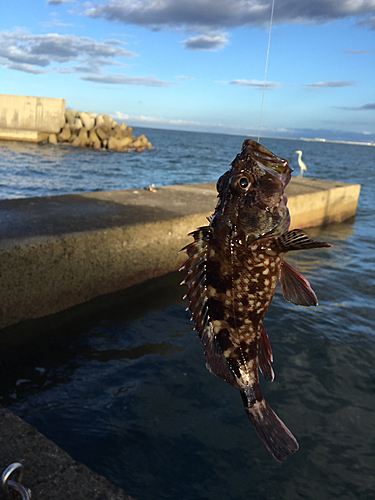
[179,139,331,462]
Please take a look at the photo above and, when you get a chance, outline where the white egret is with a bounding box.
[295,150,307,177]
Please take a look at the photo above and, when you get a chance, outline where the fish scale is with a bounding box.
[180,139,331,462]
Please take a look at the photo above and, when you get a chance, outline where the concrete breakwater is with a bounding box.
[50,109,152,152]
[0,94,151,152]
[0,178,360,330]
[0,94,65,142]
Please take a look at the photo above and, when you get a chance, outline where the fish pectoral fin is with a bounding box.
[258,324,274,382]
[244,398,299,462]
[280,259,319,306]
[272,229,331,254]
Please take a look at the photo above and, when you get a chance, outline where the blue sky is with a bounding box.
[1,0,374,142]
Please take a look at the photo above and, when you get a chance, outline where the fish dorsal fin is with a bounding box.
[272,229,331,254]
[259,324,274,382]
[180,226,211,340]
[280,259,318,306]
[181,227,239,389]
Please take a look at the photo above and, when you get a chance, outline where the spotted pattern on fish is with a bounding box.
[180,139,331,462]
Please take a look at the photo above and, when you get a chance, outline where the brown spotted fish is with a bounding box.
[180,139,330,462]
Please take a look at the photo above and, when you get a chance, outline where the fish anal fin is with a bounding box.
[259,324,274,382]
[280,259,318,306]
[204,325,238,388]
[245,398,299,462]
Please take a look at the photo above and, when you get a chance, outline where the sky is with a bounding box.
[1,0,374,142]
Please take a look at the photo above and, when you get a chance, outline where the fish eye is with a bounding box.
[231,172,252,193]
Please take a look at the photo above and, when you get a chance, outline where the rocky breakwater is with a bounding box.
[48,110,152,152]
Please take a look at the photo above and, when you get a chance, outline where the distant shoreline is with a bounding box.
[246,134,375,147]
[298,137,374,147]
[131,125,375,147]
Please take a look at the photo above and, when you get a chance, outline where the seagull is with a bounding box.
[295,150,307,177]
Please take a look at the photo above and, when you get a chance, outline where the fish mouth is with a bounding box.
[245,140,292,236]
[240,139,293,189]
[254,158,291,191]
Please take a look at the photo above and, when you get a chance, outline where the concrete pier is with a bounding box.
[0,177,360,330]
[0,407,135,500]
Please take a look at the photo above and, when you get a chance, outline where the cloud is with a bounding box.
[182,34,229,51]
[305,81,356,89]
[336,103,375,111]
[81,0,375,33]
[111,111,205,127]
[343,49,375,54]
[0,28,174,87]
[80,73,174,87]
[42,13,74,28]
[229,79,280,90]
[42,20,74,27]
[174,75,195,80]
[47,0,72,4]
[0,28,137,74]
[1,61,46,74]
[57,65,95,74]
[357,14,375,29]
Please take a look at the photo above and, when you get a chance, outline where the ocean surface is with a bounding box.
[0,128,374,500]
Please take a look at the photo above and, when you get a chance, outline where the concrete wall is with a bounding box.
[287,178,361,229]
[0,94,65,140]
[0,214,200,330]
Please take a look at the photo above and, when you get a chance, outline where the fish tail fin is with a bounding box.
[244,399,299,462]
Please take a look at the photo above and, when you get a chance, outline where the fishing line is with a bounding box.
[257,0,276,142]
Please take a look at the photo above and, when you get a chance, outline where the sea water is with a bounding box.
[0,129,374,500]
